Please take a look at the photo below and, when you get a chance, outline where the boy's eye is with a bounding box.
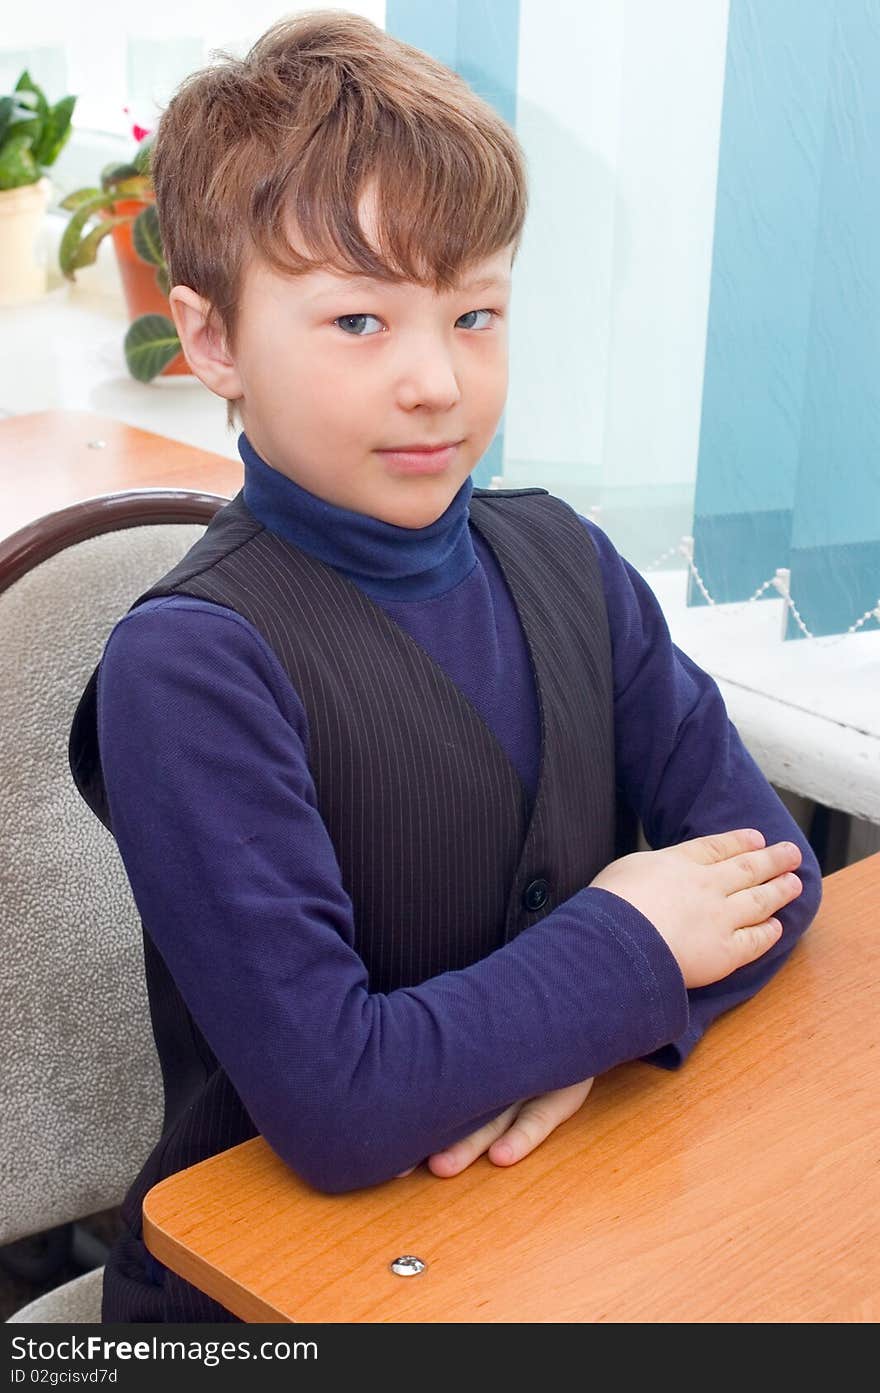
[332,308,499,337]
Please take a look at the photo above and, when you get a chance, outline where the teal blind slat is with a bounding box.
[693,0,880,638]
[691,0,836,612]
[785,0,880,638]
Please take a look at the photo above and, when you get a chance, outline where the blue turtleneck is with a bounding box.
[240,430,479,602]
[96,432,820,1204]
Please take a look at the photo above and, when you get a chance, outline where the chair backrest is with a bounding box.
[0,490,227,1246]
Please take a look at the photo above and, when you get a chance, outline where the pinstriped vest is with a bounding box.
[68,484,635,1322]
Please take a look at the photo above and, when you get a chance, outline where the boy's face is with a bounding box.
[171,189,514,530]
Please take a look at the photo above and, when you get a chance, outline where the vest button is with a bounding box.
[522,878,549,912]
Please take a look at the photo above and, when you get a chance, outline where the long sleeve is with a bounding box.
[97,596,688,1193]
[583,518,823,1068]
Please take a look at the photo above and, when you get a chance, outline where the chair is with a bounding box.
[0,489,228,1322]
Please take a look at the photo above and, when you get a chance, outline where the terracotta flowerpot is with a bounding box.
[101,195,190,376]
[0,177,51,306]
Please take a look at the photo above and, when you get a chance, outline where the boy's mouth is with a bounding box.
[377,441,462,474]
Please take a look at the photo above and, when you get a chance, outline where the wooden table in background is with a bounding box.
[0,408,241,542]
[142,853,880,1323]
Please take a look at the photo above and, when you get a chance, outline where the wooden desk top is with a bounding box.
[0,408,241,542]
[142,853,880,1323]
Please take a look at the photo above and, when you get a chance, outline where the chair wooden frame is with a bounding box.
[0,490,228,598]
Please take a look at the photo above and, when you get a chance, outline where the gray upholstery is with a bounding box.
[6,1266,104,1324]
[1,521,208,1319]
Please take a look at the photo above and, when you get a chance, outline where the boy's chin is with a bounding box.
[376,489,460,529]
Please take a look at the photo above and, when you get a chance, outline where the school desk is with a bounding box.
[140,851,880,1323]
[0,408,241,544]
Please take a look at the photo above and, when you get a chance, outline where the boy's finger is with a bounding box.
[717,841,802,895]
[677,828,766,865]
[731,916,784,968]
[488,1106,556,1165]
[489,1079,595,1165]
[428,1103,520,1177]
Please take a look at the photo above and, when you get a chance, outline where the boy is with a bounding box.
[69,11,820,1323]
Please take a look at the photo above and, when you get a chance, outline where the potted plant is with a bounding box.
[0,70,76,306]
[59,127,187,381]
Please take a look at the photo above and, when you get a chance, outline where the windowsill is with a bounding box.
[0,211,239,460]
[642,568,880,822]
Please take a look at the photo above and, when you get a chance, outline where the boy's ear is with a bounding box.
[168,286,243,404]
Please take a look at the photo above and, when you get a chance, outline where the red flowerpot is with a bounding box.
[101,196,190,376]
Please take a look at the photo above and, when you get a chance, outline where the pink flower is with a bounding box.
[122,105,153,143]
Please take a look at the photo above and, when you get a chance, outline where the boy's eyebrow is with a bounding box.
[461,275,512,292]
[308,273,511,299]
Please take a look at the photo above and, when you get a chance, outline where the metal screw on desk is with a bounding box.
[390,1255,426,1276]
[86,439,107,449]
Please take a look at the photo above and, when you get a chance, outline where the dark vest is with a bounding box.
[69,485,636,1323]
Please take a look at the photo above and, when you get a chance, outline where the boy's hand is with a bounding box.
[394,829,801,1181]
[589,828,803,988]
[395,1077,595,1179]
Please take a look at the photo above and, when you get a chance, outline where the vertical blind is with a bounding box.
[692,0,880,640]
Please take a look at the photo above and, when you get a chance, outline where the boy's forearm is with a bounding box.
[251,885,687,1193]
[584,521,823,1066]
[637,706,822,1065]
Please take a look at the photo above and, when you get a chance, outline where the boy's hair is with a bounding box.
[150,8,529,431]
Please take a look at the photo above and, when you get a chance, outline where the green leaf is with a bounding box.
[112,175,152,201]
[61,176,148,216]
[124,314,181,382]
[59,186,103,211]
[14,71,49,123]
[10,90,39,115]
[68,215,129,273]
[3,114,42,149]
[132,203,164,267]
[133,136,154,176]
[59,191,120,278]
[155,264,170,296]
[0,132,39,190]
[100,161,139,190]
[3,87,47,152]
[0,96,15,144]
[33,92,76,167]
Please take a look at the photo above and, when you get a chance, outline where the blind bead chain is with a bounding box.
[653,538,879,642]
[489,490,879,642]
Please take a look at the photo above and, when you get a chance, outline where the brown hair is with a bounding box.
[150,8,529,431]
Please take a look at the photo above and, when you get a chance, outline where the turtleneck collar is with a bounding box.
[239,432,477,602]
